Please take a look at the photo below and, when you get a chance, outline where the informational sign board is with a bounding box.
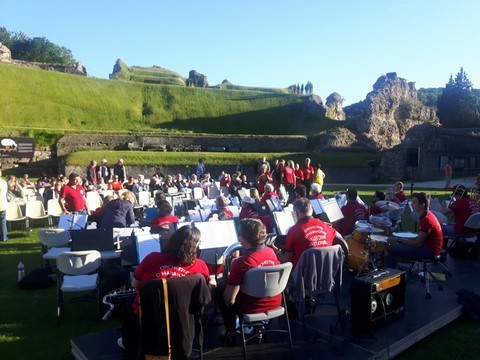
[0,137,35,158]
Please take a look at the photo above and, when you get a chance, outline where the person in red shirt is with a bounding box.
[281,160,296,205]
[108,175,124,194]
[272,198,341,268]
[393,181,407,204]
[386,192,443,268]
[58,173,88,214]
[219,218,281,340]
[260,183,278,203]
[300,157,315,196]
[256,164,272,195]
[206,196,233,220]
[369,191,389,215]
[294,163,304,185]
[441,184,480,236]
[119,225,210,352]
[333,188,369,237]
[148,200,179,227]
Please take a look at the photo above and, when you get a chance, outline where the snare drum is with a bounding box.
[352,229,369,244]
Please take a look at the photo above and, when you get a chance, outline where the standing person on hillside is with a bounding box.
[312,163,326,192]
[196,158,206,180]
[444,161,453,189]
[300,157,315,197]
[86,160,98,185]
[113,159,127,183]
[97,159,111,183]
[0,170,8,241]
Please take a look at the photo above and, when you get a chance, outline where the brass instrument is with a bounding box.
[102,288,137,320]
[221,242,244,281]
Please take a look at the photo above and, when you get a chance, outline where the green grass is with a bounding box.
[0,63,342,141]
[0,186,475,360]
[64,151,380,168]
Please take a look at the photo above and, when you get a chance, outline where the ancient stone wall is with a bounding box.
[56,134,308,156]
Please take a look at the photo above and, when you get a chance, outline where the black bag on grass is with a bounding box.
[19,267,54,290]
[450,241,478,260]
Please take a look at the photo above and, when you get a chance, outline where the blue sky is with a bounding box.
[1,0,479,105]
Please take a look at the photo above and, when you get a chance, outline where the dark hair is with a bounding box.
[69,173,80,181]
[238,218,266,247]
[163,226,201,265]
[452,184,468,198]
[157,200,173,216]
[412,192,430,210]
[295,185,306,198]
[346,188,358,201]
[374,191,386,200]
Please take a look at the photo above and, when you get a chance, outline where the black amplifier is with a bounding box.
[350,268,406,335]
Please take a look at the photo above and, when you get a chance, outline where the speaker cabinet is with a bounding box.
[350,268,406,335]
[406,147,420,167]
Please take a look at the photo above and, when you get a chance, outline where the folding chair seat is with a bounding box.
[38,228,71,267]
[238,262,294,360]
[56,250,101,320]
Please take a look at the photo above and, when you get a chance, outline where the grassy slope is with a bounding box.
[0,63,342,136]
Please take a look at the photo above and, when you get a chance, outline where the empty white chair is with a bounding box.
[86,191,103,214]
[47,199,64,226]
[6,202,27,231]
[137,191,151,206]
[193,187,204,200]
[56,250,101,319]
[26,200,49,228]
[38,228,71,267]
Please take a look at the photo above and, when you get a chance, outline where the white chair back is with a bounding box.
[38,228,71,247]
[86,192,103,213]
[430,210,448,224]
[137,191,151,206]
[6,202,25,221]
[47,199,64,217]
[56,250,101,276]
[241,262,293,298]
[464,212,480,230]
[26,200,48,218]
[193,187,204,200]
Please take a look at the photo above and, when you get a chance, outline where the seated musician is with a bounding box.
[333,188,369,237]
[386,192,443,268]
[441,184,480,237]
[369,190,389,215]
[259,183,278,203]
[393,181,407,204]
[148,200,179,228]
[309,182,324,199]
[217,218,281,343]
[99,191,136,228]
[271,198,342,268]
[206,196,233,221]
[239,189,273,233]
[118,225,210,352]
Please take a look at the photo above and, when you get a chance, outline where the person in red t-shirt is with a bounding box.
[219,218,281,340]
[260,183,278,203]
[333,188,369,237]
[119,225,209,352]
[393,181,407,204]
[300,157,315,196]
[206,196,233,220]
[386,192,443,268]
[272,198,341,268]
[442,184,480,236]
[148,200,179,227]
[281,160,296,205]
[309,182,324,199]
[59,172,88,214]
[256,164,272,196]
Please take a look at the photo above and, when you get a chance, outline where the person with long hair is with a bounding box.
[118,225,210,352]
[99,190,136,228]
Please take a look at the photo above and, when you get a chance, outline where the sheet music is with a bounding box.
[272,211,296,235]
[58,214,88,230]
[310,199,323,215]
[178,220,238,249]
[320,198,344,223]
[136,233,161,263]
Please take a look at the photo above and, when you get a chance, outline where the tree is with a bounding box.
[0,27,75,64]
[437,67,479,128]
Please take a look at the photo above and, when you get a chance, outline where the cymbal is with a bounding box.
[375,200,400,210]
[354,225,384,233]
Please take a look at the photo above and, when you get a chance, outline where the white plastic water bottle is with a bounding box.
[17,261,25,282]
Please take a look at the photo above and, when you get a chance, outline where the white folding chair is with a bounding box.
[86,191,103,214]
[25,200,49,228]
[6,202,27,231]
[47,199,64,226]
[56,250,101,320]
[193,187,205,200]
[137,191,151,206]
[239,262,294,360]
[38,228,71,267]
